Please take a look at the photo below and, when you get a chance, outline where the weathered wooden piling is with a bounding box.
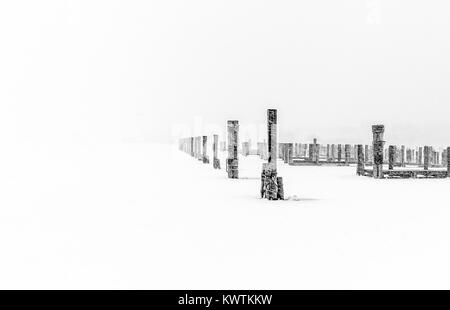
[447,147,450,177]
[337,144,342,162]
[227,121,239,178]
[261,109,284,200]
[357,144,365,175]
[364,145,369,164]
[213,134,221,169]
[400,145,405,167]
[443,148,448,168]
[202,136,209,164]
[331,144,336,161]
[308,144,314,162]
[423,146,430,171]
[372,125,385,179]
[344,144,351,164]
[418,147,423,165]
[388,145,395,170]
[313,139,319,164]
[287,143,293,164]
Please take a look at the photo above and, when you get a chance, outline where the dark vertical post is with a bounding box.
[263,109,283,200]
[372,125,385,179]
[424,146,430,171]
[447,147,450,177]
[344,144,351,164]
[313,139,319,164]
[202,136,209,164]
[357,144,365,175]
[388,145,395,170]
[418,147,423,166]
[326,144,331,162]
[268,109,277,170]
[227,121,239,178]
[401,145,405,167]
[338,144,342,162]
[331,144,336,162]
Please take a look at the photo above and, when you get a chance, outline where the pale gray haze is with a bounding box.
[1,1,449,146]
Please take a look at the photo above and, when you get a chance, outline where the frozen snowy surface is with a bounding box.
[1,142,450,289]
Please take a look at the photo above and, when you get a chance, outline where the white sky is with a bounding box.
[1,1,449,146]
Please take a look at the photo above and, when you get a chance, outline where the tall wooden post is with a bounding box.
[263,109,283,200]
[372,125,385,179]
[227,121,239,178]
[388,145,395,170]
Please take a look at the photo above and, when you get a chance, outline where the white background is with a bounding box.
[1,1,450,289]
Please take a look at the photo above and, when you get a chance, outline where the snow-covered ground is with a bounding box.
[1,142,450,289]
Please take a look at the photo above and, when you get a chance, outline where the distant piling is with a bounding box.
[227,121,239,178]
[447,147,450,177]
[357,144,365,175]
[344,144,351,164]
[202,136,209,164]
[388,145,395,170]
[213,134,221,169]
[372,125,385,179]
[424,146,430,171]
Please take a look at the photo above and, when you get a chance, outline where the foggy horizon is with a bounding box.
[1,1,450,146]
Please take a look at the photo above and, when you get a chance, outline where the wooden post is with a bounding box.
[313,139,319,164]
[277,177,284,200]
[357,144,365,175]
[266,109,278,199]
[344,144,351,164]
[288,143,293,164]
[418,147,423,165]
[388,145,395,170]
[262,109,284,200]
[338,144,342,162]
[364,145,369,164]
[213,134,221,169]
[326,144,331,162]
[424,146,430,171]
[372,125,385,179]
[308,144,314,162]
[227,121,239,178]
[202,136,209,164]
[401,145,405,167]
[447,147,450,177]
[443,149,448,168]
